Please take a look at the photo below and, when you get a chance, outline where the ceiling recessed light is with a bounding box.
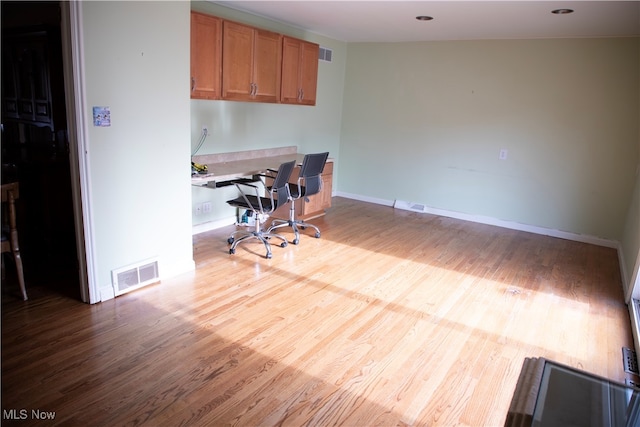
[416,15,434,21]
[551,8,574,14]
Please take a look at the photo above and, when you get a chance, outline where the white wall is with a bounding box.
[340,38,639,242]
[82,1,194,300]
[189,2,347,229]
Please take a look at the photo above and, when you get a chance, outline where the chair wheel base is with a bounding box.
[315,232,321,238]
[292,238,299,245]
[266,253,272,259]
[229,248,236,254]
[228,237,235,244]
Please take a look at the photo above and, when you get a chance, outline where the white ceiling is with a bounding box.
[214,1,640,42]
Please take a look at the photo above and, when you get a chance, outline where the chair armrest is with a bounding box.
[233,180,268,213]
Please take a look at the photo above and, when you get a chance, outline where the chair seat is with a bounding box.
[227,195,276,211]
[225,160,296,259]
[288,186,305,198]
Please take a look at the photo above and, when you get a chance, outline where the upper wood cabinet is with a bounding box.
[281,36,319,106]
[190,12,319,106]
[222,21,282,103]
[190,12,222,100]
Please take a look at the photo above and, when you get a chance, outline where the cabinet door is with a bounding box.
[252,29,282,103]
[190,12,222,100]
[2,42,19,120]
[222,21,254,101]
[319,161,333,210]
[281,36,318,106]
[298,41,319,106]
[300,161,333,217]
[281,37,302,104]
[0,34,53,125]
[222,22,281,103]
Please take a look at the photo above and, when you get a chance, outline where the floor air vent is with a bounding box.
[393,199,428,213]
[623,347,639,375]
[112,259,160,296]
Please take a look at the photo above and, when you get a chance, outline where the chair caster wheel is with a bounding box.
[314,232,321,238]
[280,241,287,248]
[229,248,235,254]
[228,237,234,244]
[292,238,299,245]
[266,253,273,259]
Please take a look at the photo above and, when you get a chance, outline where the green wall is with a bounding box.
[82,1,194,299]
[340,38,639,242]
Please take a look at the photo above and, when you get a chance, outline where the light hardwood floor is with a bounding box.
[1,197,634,426]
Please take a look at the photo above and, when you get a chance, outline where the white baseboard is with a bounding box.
[99,285,116,302]
[192,216,236,235]
[160,257,196,280]
[335,191,619,249]
[335,192,394,207]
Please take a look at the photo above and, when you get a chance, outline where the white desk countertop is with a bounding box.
[191,146,331,187]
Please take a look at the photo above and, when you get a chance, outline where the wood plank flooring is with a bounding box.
[1,197,634,426]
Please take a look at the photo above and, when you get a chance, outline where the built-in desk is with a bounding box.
[192,146,333,220]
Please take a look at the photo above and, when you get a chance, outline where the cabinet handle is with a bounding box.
[253,83,258,96]
[300,89,304,101]
[191,77,195,92]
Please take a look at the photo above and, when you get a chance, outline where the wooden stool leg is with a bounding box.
[2,184,27,301]
[12,248,27,301]
[9,211,27,301]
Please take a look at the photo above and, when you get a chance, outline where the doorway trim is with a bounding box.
[60,1,99,304]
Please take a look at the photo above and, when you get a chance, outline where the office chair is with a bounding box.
[226,160,296,259]
[267,152,329,244]
[1,183,27,300]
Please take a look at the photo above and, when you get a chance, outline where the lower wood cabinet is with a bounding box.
[270,160,333,221]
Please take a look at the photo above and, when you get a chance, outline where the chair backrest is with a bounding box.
[299,152,329,197]
[299,152,329,179]
[270,160,295,208]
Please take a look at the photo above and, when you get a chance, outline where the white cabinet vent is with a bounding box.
[319,46,332,63]
[112,258,160,296]
[394,199,428,213]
